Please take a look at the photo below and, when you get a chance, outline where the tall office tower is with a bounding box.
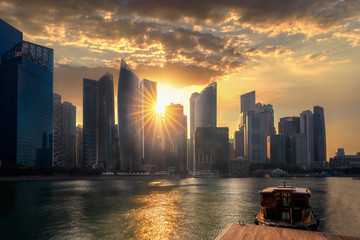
[83,78,97,168]
[234,130,244,158]
[195,127,229,174]
[53,93,62,166]
[300,110,314,169]
[278,117,300,164]
[140,79,158,169]
[189,92,200,172]
[0,40,53,166]
[313,106,326,169]
[164,103,187,174]
[229,138,235,159]
[240,91,275,163]
[241,90,256,114]
[256,103,276,136]
[0,19,22,64]
[267,135,286,164]
[117,59,141,171]
[292,133,308,168]
[61,102,76,168]
[278,117,300,135]
[76,125,83,168]
[112,125,120,170]
[244,111,266,163]
[195,82,217,128]
[97,73,115,171]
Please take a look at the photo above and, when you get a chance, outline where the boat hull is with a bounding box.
[254,213,319,231]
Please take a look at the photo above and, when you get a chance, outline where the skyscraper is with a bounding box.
[189,92,200,172]
[195,127,229,174]
[61,101,76,168]
[0,39,53,166]
[97,73,115,171]
[140,79,158,169]
[0,19,22,64]
[267,135,286,164]
[83,78,97,168]
[300,110,314,169]
[53,93,62,166]
[76,125,83,168]
[240,90,255,123]
[117,59,141,171]
[240,91,275,163]
[194,82,217,128]
[313,106,326,168]
[278,116,300,164]
[164,103,187,174]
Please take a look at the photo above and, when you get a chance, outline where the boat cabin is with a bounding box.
[259,184,311,224]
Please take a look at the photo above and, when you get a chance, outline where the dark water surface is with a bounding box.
[0,177,359,239]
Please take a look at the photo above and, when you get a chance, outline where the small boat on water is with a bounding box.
[254,182,319,231]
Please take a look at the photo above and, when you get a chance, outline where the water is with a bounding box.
[0,177,359,239]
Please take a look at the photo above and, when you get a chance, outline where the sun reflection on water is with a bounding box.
[125,190,183,240]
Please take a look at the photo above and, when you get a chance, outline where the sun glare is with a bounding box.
[155,84,174,114]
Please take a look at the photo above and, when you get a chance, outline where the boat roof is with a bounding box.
[259,186,311,195]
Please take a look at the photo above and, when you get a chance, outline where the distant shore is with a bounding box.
[0,175,183,182]
[0,174,358,182]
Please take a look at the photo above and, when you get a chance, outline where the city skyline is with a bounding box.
[0,1,359,159]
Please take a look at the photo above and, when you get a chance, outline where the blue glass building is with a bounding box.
[0,19,23,64]
[0,41,53,166]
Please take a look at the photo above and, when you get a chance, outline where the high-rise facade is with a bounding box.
[267,135,286,164]
[300,110,314,169]
[240,91,275,163]
[313,106,326,169]
[76,125,83,168]
[189,92,200,172]
[83,73,115,171]
[194,82,217,128]
[278,117,300,164]
[97,73,115,171]
[0,39,53,166]
[61,101,76,168]
[83,78,97,168]
[140,79,158,169]
[0,19,22,64]
[164,103,187,174]
[292,133,308,168]
[117,59,141,171]
[53,93,62,166]
[195,127,229,174]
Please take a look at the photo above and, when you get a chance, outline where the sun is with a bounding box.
[155,102,165,114]
[155,84,174,114]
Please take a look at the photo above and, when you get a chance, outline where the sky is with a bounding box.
[1,0,359,159]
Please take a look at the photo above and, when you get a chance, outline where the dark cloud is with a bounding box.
[2,0,359,29]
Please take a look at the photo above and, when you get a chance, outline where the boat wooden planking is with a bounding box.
[215,223,360,240]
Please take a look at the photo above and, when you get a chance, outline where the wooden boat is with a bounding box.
[254,182,319,231]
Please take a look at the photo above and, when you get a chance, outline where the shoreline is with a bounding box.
[0,174,357,182]
[0,175,183,182]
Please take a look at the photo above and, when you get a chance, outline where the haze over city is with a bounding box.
[1,0,359,159]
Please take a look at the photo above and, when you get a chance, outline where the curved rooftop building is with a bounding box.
[117,60,141,171]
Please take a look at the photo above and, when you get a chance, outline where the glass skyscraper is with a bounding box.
[0,40,53,166]
[140,79,158,168]
[0,19,22,64]
[97,73,115,171]
[313,106,326,168]
[194,82,217,128]
[83,78,97,168]
[117,59,141,171]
